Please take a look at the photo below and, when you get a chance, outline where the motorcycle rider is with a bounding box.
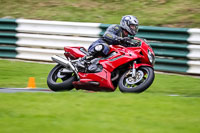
[76,15,140,68]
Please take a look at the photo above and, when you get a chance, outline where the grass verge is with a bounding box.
[0,0,200,28]
[0,59,200,133]
[0,91,200,133]
[0,59,200,96]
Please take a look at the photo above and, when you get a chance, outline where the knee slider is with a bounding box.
[94,44,104,52]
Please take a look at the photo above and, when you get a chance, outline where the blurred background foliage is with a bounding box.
[0,0,200,27]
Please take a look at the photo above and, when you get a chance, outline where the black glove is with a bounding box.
[131,40,141,46]
[123,38,141,46]
[122,37,132,44]
[116,37,131,45]
[116,37,140,47]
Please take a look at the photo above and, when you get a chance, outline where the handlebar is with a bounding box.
[117,37,141,47]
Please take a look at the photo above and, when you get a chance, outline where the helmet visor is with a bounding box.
[130,24,138,32]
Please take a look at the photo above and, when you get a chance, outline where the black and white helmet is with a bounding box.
[120,15,139,35]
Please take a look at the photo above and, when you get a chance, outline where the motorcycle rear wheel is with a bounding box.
[47,64,76,91]
[118,66,154,93]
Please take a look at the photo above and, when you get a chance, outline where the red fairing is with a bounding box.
[62,37,155,92]
[64,46,86,59]
[99,45,142,72]
[73,69,115,91]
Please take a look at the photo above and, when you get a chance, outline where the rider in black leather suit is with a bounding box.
[77,15,139,68]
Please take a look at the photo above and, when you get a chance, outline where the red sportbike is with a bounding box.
[47,37,155,93]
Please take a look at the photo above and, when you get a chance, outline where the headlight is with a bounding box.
[148,49,155,65]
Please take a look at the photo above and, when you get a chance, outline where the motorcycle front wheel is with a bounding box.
[47,64,76,91]
[118,66,154,93]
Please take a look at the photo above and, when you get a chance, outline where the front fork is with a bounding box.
[132,61,137,77]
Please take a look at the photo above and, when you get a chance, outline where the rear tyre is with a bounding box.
[47,64,76,91]
[118,67,154,93]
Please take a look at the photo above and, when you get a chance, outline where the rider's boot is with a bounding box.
[75,55,94,69]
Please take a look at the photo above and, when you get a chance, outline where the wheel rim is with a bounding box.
[52,66,73,83]
[123,69,148,89]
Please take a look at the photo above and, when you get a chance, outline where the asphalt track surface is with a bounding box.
[1,88,200,98]
[0,88,53,93]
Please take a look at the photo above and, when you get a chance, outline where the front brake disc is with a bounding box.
[126,70,144,84]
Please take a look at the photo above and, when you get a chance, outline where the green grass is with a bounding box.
[0,0,200,28]
[0,59,53,88]
[0,90,200,133]
[0,59,200,133]
[1,59,200,96]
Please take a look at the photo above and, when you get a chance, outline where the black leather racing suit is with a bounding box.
[88,24,130,57]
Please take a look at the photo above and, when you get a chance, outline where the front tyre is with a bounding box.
[47,64,76,91]
[118,67,154,93]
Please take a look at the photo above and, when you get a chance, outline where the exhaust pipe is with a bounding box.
[51,55,80,79]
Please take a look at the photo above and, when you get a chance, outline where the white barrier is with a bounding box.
[16,33,97,49]
[14,33,200,60]
[188,28,200,44]
[16,19,102,37]
[16,47,64,61]
[187,61,200,74]
[187,45,200,59]
[1,18,200,74]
